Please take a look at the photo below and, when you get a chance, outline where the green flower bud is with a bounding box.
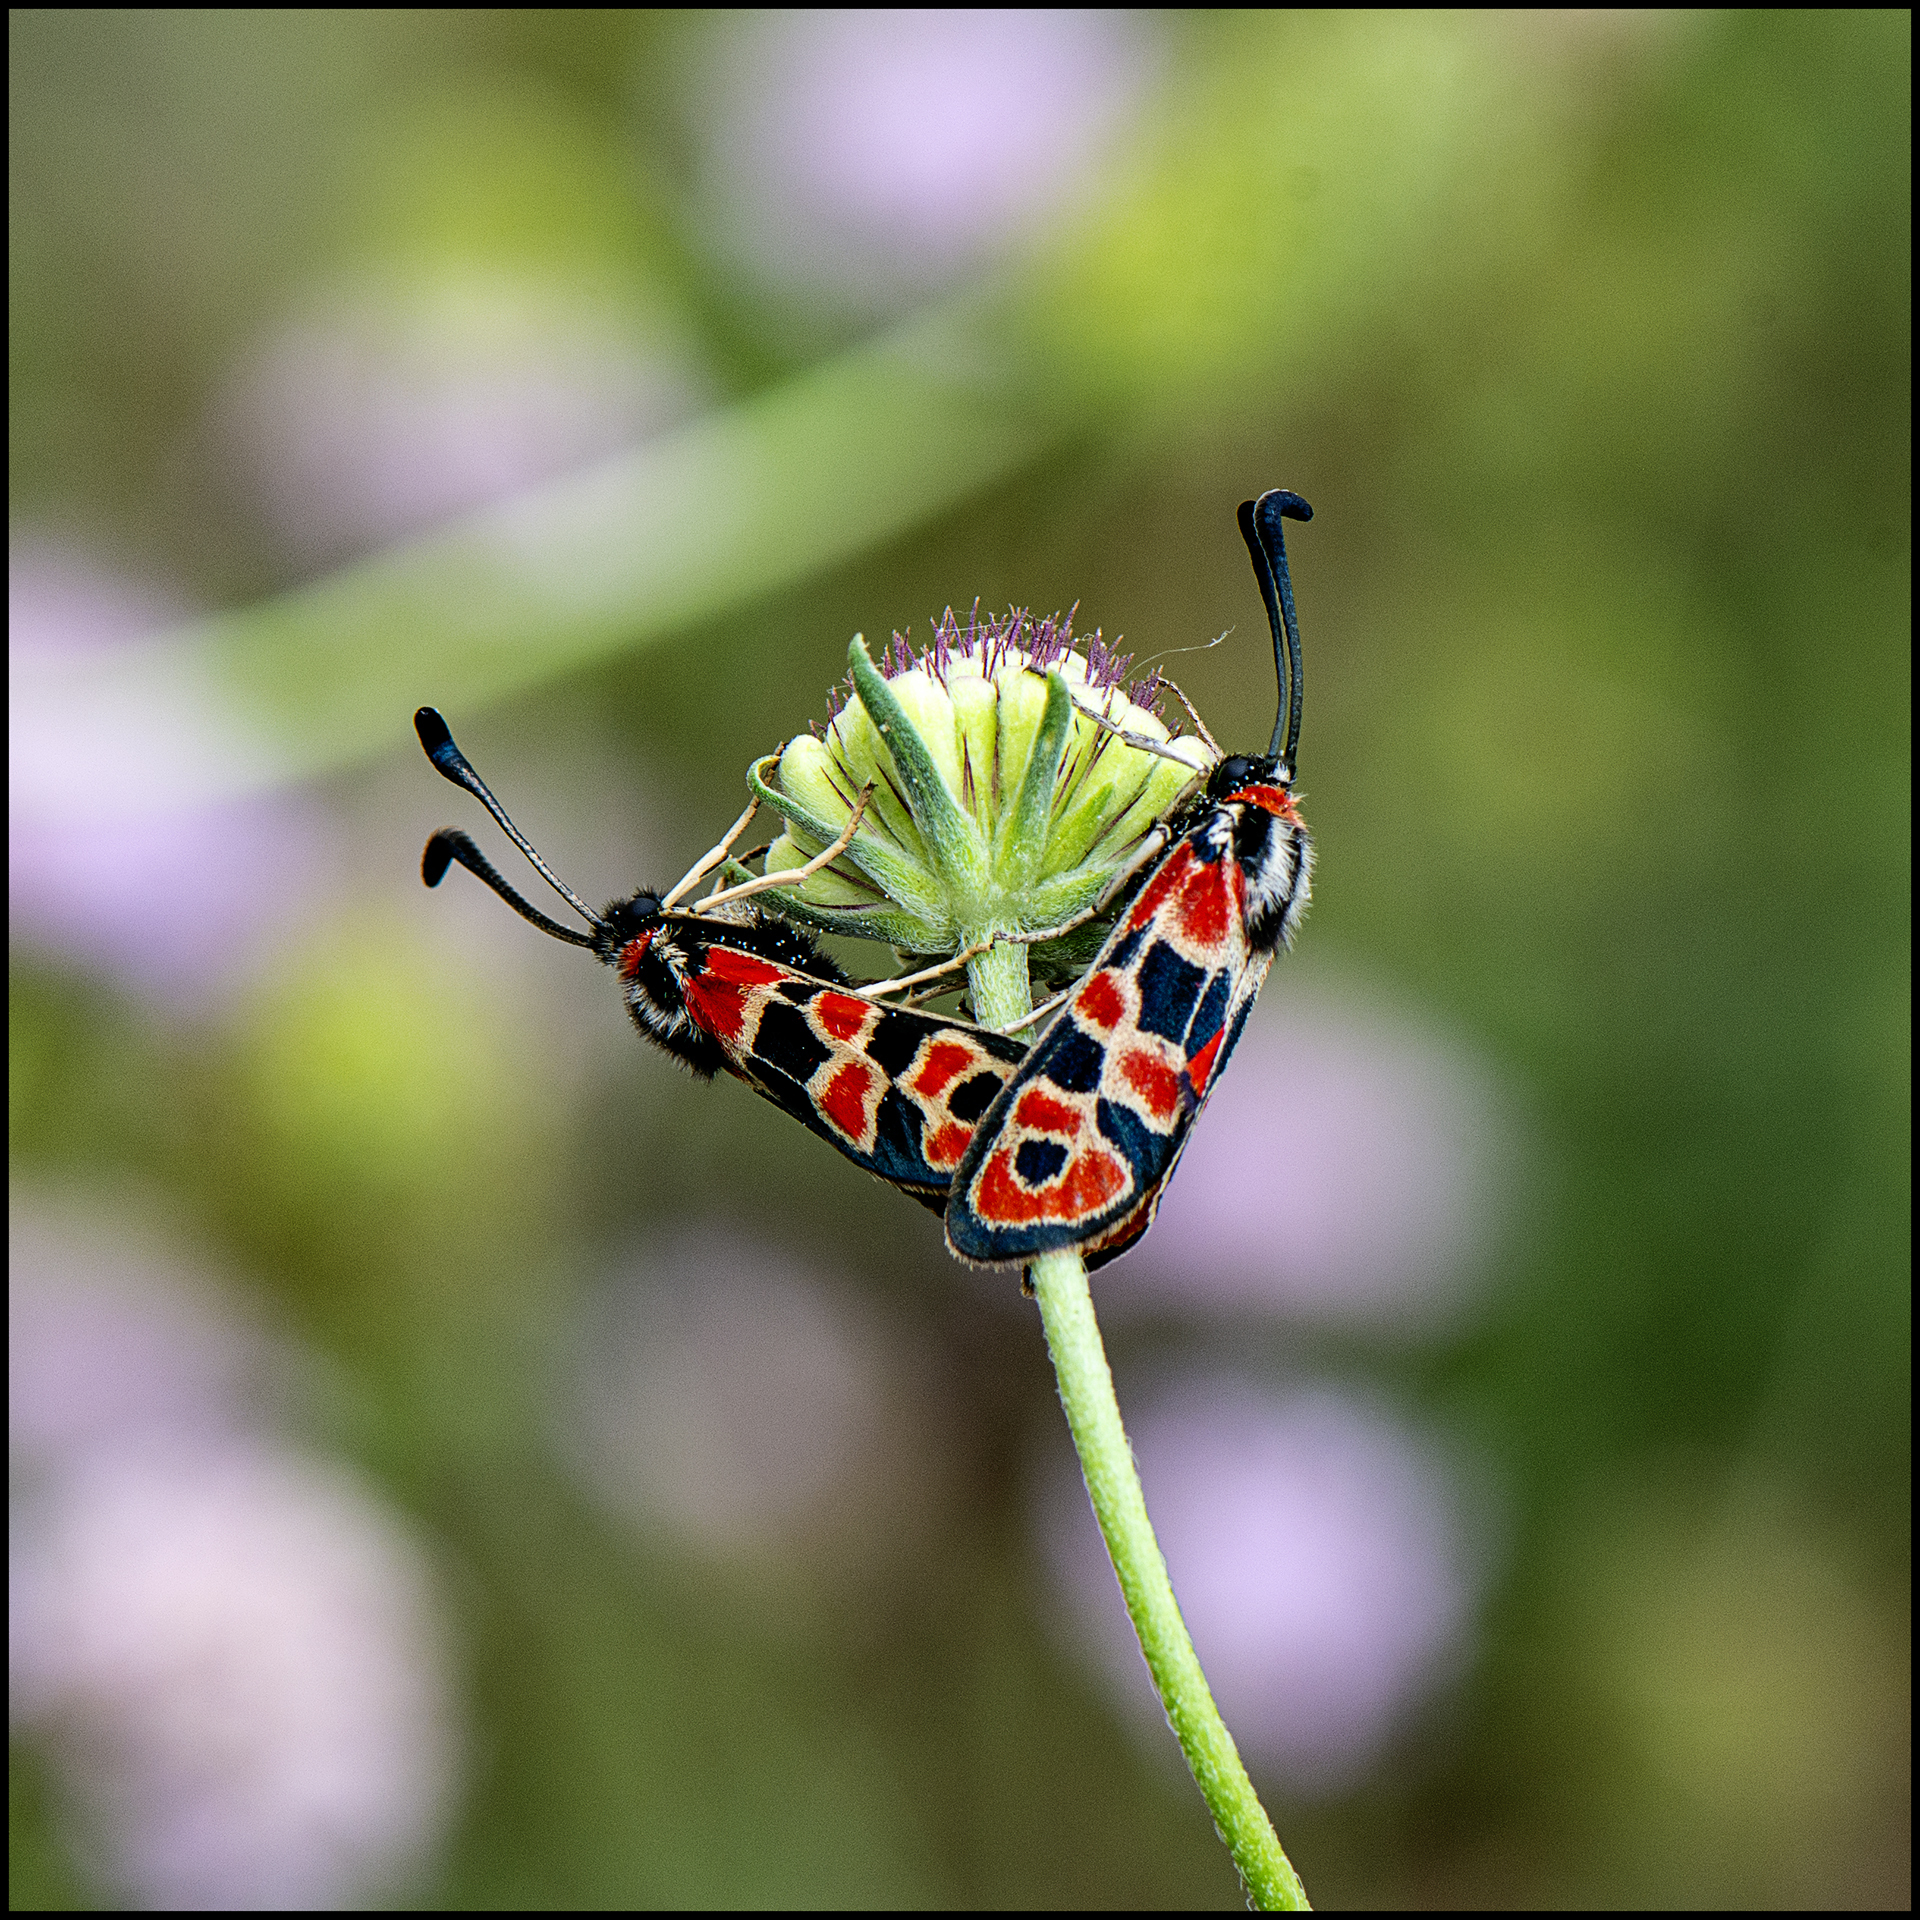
[742,609,1214,978]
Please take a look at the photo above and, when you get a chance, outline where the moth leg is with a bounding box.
[995,982,1075,1034]
[1153,675,1222,760]
[859,825,1173,1005]
[857,935,1001,1000]
[857,918,1084,1006]
[696,782,875,910]
[661,773,769,908]
[1072,700,1212,773]
[1007,823,1171,947]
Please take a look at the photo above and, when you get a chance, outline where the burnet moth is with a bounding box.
[413,708,1028,1211]
[943,489,1315,1270]
[417,487,1312,1272]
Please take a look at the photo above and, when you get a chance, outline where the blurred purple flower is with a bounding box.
[9,542,331,1009]
[698,10,1155,312]
[1036,1377,1484,1796]
[1100,987,1514,1331]
[9,1206,267,1467]
[9,1198,459,1909]
[560,1226,945,1566]
[214,276,706,569]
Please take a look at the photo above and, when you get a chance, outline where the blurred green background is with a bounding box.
[10,10,1908,1909]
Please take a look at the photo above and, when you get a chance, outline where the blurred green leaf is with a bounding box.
[89,312,1056,794]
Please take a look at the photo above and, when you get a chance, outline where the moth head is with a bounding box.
[1206,752,1270,801]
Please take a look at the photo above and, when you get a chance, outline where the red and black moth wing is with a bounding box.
[610,906,1028,1212]
[416,706,1028,1213]
[944,776,1311,1268]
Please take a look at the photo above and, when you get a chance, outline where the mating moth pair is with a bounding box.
[416,490,1315,1272]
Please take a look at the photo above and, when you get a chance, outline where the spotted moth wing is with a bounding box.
[944,826,1275,1266]
[671,931,1030,1210]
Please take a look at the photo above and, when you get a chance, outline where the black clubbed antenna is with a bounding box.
[1236,489,1313,778]
[422,827,597,948]
[414,707,602,943]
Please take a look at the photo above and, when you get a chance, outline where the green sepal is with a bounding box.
[989,667,1050,828]
[847,637,989,900]
[746,751,949,927]
[760,833,893,911]
[712,860,950,950]
[948,674,999,823]
[1020,863,1123,929]
[1082,755,1207,868]
[1043,730,1161,876]
[994,668,1074,894]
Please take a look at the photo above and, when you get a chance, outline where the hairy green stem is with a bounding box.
[1028,1250,1308,1909]
[966,933,1034,1027]
[967,938,1309,1911]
